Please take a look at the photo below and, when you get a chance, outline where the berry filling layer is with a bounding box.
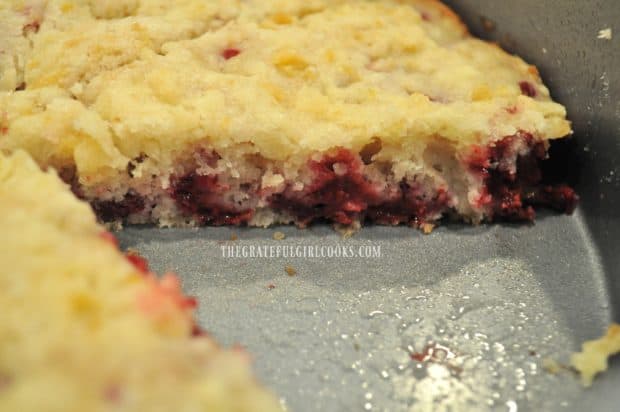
[172,173,255,225]
[268,148,451,227]
[466,133,578,221]
[61,135,578,228]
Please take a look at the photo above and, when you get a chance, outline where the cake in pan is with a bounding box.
[0,0,577,230]
[0,151,281,411]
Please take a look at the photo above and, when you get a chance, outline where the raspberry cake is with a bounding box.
[0,151,281,411]
[0,0,577,228]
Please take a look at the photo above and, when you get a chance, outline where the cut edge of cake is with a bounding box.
[0,0,577,230]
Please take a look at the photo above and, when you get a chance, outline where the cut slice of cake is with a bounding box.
[0,0,577,229]
[0,150,282,411]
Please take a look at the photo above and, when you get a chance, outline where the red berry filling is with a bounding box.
[22,20,40,36]
[519,81,538,98]
[92,191,145,223]
[366,185,450,226]
[57,166,146,223]
[171,173,254,225]
[221,48,241,60]
[85,140,575,227]
[270,148,380,225]
[269,148,451,226]
[466,133,578,221]
[126,252,149,274]
[192,323,208,337]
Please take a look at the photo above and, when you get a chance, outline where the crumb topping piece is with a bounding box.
[571,324,620,387]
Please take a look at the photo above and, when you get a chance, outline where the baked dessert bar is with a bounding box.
[0,0,577,228]
[0,150,281,411]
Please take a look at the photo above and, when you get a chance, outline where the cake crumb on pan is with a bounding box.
[597,28,613,40]
[571,324,620,386]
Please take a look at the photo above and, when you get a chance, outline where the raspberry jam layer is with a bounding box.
[466,133,578,221]
[72,136,577,227]
[269,148,450,226]
[58,166,146,223]
[172,173,254,225]
[92,191,145,223]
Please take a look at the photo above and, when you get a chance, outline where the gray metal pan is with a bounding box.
[118,1,620,410]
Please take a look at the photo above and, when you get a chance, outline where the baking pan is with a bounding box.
[118,1,620,410]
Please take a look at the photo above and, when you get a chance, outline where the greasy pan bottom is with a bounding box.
[119,212,616,411]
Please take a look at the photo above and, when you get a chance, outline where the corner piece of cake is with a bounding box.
[0,0,578,229]
[0,150,282,411]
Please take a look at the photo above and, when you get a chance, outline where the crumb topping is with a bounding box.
[1,0,570,178]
